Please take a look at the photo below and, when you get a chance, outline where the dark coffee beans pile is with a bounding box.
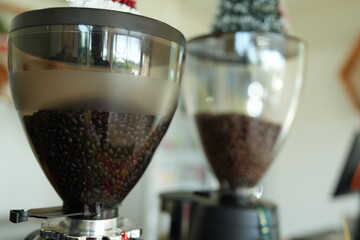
[196,113,281,189]
[23,110,169,213]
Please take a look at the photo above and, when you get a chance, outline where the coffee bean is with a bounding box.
[196,113,281,189]
[23,110,170,216]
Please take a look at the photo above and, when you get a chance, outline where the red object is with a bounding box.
[350,163,360,191]
[112,0,136,8]
[0,64,7,89]
[122,231,130,240]
[0,35,7,53]
[341,35,360,111]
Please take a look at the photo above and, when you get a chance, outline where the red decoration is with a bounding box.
[122,231,130,240]
[341,35,360,112]
[112,0,136,8]
[350,163,360,191]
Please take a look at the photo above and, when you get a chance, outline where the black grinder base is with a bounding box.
[160,191,279,240]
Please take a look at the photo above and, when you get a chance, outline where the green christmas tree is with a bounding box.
[0,19,7,34]
[212,0,287,33]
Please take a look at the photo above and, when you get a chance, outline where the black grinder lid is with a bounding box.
[9,7,186,47]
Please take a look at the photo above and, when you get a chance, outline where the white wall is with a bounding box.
[137,0,217,38]
[263,0,360,237]
[1,0,360,239]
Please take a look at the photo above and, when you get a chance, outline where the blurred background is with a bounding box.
[1,0,360,239]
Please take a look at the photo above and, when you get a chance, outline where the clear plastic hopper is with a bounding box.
[183,32,305,197]
[7,7,185,239]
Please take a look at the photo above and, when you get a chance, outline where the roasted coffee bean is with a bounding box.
[196,113,281,189]
[24,110,170,214]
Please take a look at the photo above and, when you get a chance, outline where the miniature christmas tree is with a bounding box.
[213,0,287,33]
[0,19,7,34]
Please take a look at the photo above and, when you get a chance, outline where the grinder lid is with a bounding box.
[10,7,186,47]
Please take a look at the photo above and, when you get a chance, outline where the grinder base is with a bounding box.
[161,191,279,240]
[24,217,141,240]
[190,198,279,240]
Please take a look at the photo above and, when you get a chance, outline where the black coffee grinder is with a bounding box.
[160,32,306,240]
[7,7,185,239]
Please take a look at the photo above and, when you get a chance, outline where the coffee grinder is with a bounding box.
[7,7,185,239]
[160,32,306,240]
